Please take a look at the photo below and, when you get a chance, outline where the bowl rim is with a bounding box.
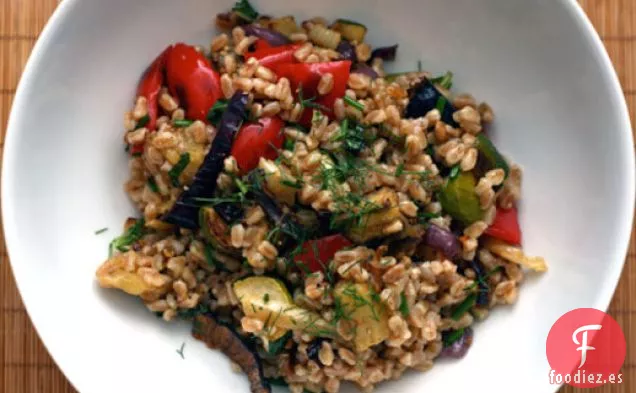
[2,0,634,392]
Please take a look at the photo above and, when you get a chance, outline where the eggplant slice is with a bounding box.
[164,92,249,229]
[404,80,458,127]
[193,314,271,393]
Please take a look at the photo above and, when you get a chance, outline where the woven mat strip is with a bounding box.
[0,0,634,392]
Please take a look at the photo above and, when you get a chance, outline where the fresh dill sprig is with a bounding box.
[173,119,194,128]
[94,227,108,235]
[176,342,186,359]
[343,95,365,111]
[109,218,145,257]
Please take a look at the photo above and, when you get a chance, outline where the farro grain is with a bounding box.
[124,111,136,131]
[478,102,495,123]
[231,26,245,45]
[133,96,149,120]
[460,147,478,171]
[233,77,254,92]
[211,33,229,52]
[262,101,282,117]
[348,73,371,91]
[355,43,372,62]
[317,73,334,95]
[221,74,235,98]
[453,93,477,109]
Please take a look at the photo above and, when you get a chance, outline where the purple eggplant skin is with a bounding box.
[404,80,458,127]
[424,224,461,260]
[370,44,398,61]
[351,63,379,79]
[242,24,291,46]
[336,41,357,62]
[440,327,473,359]
[164,92,249,229]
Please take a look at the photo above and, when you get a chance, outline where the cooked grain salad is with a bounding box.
[96,1,547,392]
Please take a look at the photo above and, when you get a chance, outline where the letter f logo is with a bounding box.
[572,324,602,368]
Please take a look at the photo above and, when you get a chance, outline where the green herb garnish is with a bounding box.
[147,177,159,193]
[94,227,108,235]
[443,328,465,347]
[280,178,303,189]
[263,293,270,304]
[176,342,186,359]
[449,165,460,180]
[436,95,447,113]
[173,119,193,128]
[464,266,504,292]
[136,114,150,129]
[431,71,453,90]
[265,377,288,387]
[109,218,145,256]
[169,153,191,187]
[283,138,295,151]
[343,95,365,111]
[232,0,259,22]
[417,60,423,72]
[399,292,410,317]
[451,293,477,321]
[207,99,228,126]
[298,84,330,112]
[395,163,405,177]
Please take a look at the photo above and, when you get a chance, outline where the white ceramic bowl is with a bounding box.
[3,0,634,392]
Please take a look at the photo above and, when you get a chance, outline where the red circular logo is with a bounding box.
[546,308,626,388]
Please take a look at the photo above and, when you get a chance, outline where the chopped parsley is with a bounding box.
[169,153,191,187]
[343,95,365,111]
[464,265,504,292]
[280,178,303,189]
[394,163,405,177]
[109,218,145,256]
[94,227,108,235]
[332,118,373,154]
[263,293,270,304]
[298,85,330,112]
[399,292,410,317]
[207,99,228,126]
[173,119,193,128]
[267,331,291,356]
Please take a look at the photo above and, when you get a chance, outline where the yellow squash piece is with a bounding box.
[96,252,166,297]
[233,277,334,340]
[347,188,403,243]
[484,238,548,272]
[334,282,389,351]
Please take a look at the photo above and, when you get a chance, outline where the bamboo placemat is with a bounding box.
[0,0,635,392]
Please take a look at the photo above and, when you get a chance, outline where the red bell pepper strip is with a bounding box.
[165,43,222,122]
[294,234,353,273]
[253,38,273,51]
[244,41,302,71]
[230,116,285,174]
[136,46,171,132]
[275,61,351,126]
[484,206,522,245]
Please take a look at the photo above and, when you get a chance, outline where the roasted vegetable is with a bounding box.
[351,63,379,79]
[424,224,461,260]
[165,43,222,122]
[334,282,389,351]
[233,277,335,339]
[245,42,301,71]
[163,92,248,229]
[346,188,403,243]
[468,259,490,306]
[96,252,161,297]
[331,19,367,42]
[437,172,483,225]
[242,24,291,46]
[441,327,473,358]
[370,44,398,61]
[476,134,510,178]
[484,238,547,272]
[484,206,521,245]
[259,159,297,205]
[199,207,241,255]
[231,117,285,175]
[307,24,341,50]
[269,16,300,37]
[336,41,357,62]
[193,314,270,393]
[294,234,352,273]
[404,80,457,126]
